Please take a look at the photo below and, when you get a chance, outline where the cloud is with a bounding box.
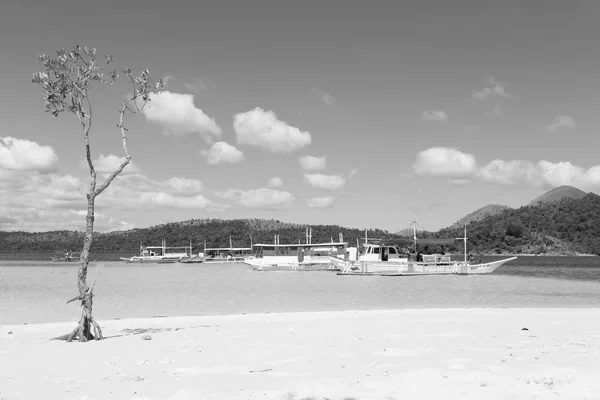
[304,173,347,190]
[472,76,513,100]
[299,155,327,171]
[78,154,141,175]
[421,110,448,123]
[267,177,283,188]
[547,115,576,132]
[0,170,133,232]
[307,196,335,208]
[143,91,222,140]
[0,166,227,232]
[163,177,204,196]
[486,103,504,117]
[202,142,244,165]
[0,137,59,173]
[216,188,294,209]
[413,147,477,178]
[413,146,600,189]
[311,87,338,107]
[233,108,312,153]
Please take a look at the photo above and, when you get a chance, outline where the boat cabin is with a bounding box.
[359,243,409,262]
[253,242,347,263]
[203,247,253,259]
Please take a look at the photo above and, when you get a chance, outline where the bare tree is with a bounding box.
[32,46,164,342]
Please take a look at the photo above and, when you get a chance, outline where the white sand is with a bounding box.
[1,308,600,400]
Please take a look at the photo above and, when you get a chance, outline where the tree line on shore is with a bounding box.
[2,193,600,256]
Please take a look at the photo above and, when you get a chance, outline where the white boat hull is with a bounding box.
[245,256,341,271]
[333,257,517,276]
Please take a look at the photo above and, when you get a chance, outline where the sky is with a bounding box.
[1,0,600,233]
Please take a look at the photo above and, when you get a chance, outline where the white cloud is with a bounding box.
[143,91,222,140]
[413,146,600,189]
[547,115,576,132]
[304,173,347,190]
[267,177,283,188]
[478,160,543,186]
[163,177,204,196]
[233,108,312,153]
[78,154,141,175]
[413,147,477,178]
[421,110,448,123]
[311,87,338,107]
[216,188,294,209]
[299,155,327,171]
[472,76,513,100]
[0,167,227,232]
[202,142,244,165]
[307,196,335,208]
[0,136,59,173]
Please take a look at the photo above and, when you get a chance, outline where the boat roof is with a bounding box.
[204,247,252,251]
[143,246,189,249]
[366,237,457,246]
[253,242,347,248]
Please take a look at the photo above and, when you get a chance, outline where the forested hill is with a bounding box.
[3,193,600,255]
[436,193,600,255]
[0,218,392,254]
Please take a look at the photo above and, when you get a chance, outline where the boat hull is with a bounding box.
[245,257,341,272]
[334,257,517,276]
[120,256,184,264]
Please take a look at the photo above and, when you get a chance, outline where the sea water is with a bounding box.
[1,256,600,325]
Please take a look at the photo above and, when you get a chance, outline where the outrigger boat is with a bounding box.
[120,239,192,263]
[244,229,348,271]
[333,223,516,276]
[51,250,80,262]
[180,237,254,264]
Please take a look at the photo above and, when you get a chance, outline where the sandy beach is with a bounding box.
[2,308,600,399]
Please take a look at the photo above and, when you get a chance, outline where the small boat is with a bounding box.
[51,250,80,262]
[245,230,348,271]
[120,239,191,263]
[336,223,516,276]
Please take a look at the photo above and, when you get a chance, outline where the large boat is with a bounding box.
[120,239,192,263]
[334,223,516,276]
[244,230,348,271]
[179,237,254,264]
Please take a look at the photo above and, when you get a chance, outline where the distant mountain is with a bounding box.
[436,193,600,255]
[449,204,511,229]
[529,185,587,205]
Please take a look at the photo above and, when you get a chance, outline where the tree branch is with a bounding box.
[94,99,132,197]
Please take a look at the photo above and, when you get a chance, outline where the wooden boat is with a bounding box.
[51,250,80,262]
[120,239,191,263]
[244,230,348,271]
[336,223,516,276]
[179,237,254,264]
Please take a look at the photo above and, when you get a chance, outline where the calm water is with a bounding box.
[1,256,600,325]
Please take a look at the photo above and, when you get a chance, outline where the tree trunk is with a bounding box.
[55,193,103,342]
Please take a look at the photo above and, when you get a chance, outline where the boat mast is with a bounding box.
[455,224,468,264]
[464,224,467,263]
[412,221,417,260]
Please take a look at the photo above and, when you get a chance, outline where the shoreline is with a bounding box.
[2,308,600,399]
[2,306,600,330]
